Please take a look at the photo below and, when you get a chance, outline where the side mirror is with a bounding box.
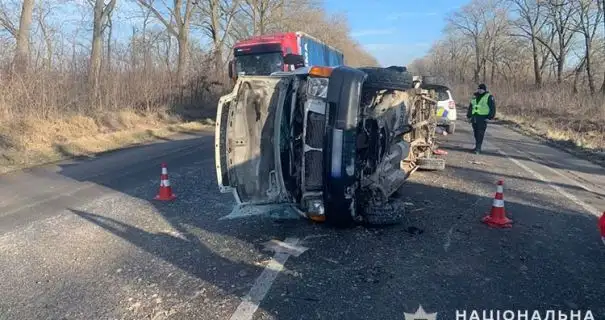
[228,60,234,79]
[283,53,305,67]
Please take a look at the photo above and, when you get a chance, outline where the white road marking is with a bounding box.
[442,198,482,252]
[229,237,300,320]
[522,150,597,194]
[443,227,453,252]
[487,143,600,217]
[262,239,309,257]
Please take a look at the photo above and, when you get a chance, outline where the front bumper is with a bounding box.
[322,66,367,225]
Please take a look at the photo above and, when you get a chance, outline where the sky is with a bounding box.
[323,0,467,67]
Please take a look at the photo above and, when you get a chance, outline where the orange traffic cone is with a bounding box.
[481,179,512,228]
[155,162,176,201]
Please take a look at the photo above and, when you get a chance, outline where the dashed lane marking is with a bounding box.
[487,142,600,217]
[522,149,600,195]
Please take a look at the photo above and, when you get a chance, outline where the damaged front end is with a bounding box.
[215,66,434,226]
[215,67,366,223]
[214,70,336,220]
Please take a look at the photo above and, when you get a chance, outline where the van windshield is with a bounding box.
[235,52,284,76]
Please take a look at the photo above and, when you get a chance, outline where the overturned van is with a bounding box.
[215,65,445,226]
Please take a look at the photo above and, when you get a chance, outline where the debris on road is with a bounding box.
[261,239,309,257]
[320,257,339,264]
[433,149,448,155]
[404,226,424,236]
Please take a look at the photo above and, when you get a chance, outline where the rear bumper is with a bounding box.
[322,66,367,224]
[436,106,457,124]
[437,118,455,126]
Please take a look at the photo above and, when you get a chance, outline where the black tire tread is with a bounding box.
[422,75,439,85]
[363,199,406,226]
[358,67,414,91]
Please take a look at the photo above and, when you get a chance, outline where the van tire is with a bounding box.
[422,75,440,85]
[363,199,406,226]
[358,67,414,91]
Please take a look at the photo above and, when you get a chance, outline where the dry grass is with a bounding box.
[0,58,225,175]
[0,110,215,174]
[451,83,605,164]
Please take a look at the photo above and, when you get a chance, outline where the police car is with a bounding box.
[434,85,457,134]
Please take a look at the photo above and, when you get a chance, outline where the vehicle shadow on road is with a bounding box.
[48,140,605,320]
[46,80,330,318]
[256,174,605,319]
[35,101,604,319]
[69,208,266,293]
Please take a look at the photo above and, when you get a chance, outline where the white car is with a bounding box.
[434,86,457,134]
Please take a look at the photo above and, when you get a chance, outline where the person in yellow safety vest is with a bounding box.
[466,83,496,154]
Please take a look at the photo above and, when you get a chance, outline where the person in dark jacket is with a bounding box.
[466,84,496,154]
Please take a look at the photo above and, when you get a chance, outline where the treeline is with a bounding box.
[410,0,605,152]
[0,0,378,121]
[411,0,605,92]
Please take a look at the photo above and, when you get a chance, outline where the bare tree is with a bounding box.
[0,0,377,130]
[36,1,55,70]
[194,0,239,78]
[534,0,576,83]
[0,2,17,38]
[10,0,35,74]
[239,0,283,35]
[136,0,195,87]
[570,0,603,94]
[509,0,550,86]
[447,0,487,83]
[482,3,511,84]
[89,0,117,103]
[598,0,605,93]
[106,10,113,74]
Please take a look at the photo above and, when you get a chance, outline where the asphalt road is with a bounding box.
[1,121,604,320]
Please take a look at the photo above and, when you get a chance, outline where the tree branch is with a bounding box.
[0,7,16,37]
[137,0,179,37]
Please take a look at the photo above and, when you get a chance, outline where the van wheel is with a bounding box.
[446,122,456,134]
[358,67,414,91]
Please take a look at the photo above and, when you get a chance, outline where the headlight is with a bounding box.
[306,199,325,215]
[307,77,329,98]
